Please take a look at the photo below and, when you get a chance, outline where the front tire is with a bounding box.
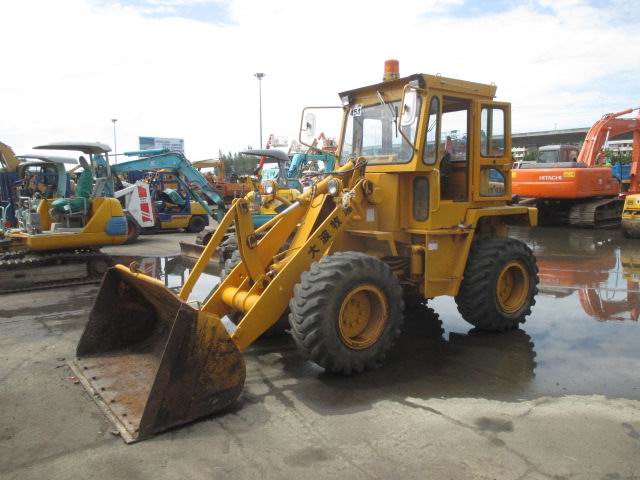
[187,215,206,233]
[455,238,538,331]
[289,252,404,374]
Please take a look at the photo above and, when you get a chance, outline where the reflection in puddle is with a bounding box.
[111,255,222,304]
[432,226,640,399]
[113,226,640,400]
[510,227,639,322]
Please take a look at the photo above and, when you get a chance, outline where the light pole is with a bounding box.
[111,118,118,164]
[254,73,265,148]
[598,95,607,115]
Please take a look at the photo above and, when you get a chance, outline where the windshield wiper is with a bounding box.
[376,91,399,137]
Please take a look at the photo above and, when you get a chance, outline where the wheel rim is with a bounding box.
[338,284,388,350]
[496,260,530,314]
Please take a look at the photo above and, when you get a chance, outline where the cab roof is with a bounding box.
[34,142,111,154]
[339,74,497,101]
[18,154,78,165]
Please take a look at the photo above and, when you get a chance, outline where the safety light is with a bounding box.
[383,59,400,82]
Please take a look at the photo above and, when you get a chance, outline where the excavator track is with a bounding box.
[0,249,111,294]
[568,197,624,229]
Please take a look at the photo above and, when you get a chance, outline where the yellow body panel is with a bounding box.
[622,194,640,236]
[158,201,206,230]
[160,216,191,229]
[623,194,640,215]
[5,197,128,251]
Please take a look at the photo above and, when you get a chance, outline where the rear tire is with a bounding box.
[124,215,141,244]
[187,215,206,233]
[289,252,404,374]
[455,237,538,332]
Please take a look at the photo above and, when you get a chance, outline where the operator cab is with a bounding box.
[301,61,515,232]
[14,154,76,200]
[31,142,113,229]
[517,144,583,169]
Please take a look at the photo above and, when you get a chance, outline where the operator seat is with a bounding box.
[50,156,92,221]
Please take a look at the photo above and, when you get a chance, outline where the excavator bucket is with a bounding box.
[69,265,245,443]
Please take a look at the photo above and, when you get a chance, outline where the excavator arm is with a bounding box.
[578,108,640,170]
[631,128,640,194]
[112,152,226,219]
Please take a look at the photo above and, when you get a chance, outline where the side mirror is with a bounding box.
[302,113,316,139]
[400,89,418,128]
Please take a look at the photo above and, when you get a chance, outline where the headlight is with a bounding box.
[264,182,274,195]
[328,178,340,196]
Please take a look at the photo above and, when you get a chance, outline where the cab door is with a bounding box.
[472,101,512,202]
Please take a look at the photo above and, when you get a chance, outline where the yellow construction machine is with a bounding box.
[622,195,640,237]
[0,142,129,292]
[70,62,539,443]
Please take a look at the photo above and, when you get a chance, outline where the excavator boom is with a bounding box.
[113,151,226,219]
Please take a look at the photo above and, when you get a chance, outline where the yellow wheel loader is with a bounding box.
[70,62,539,443]
[0,143,129,293]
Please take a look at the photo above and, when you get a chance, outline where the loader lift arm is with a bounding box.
[112,151,226,220]
[181,158,365,349]
[70,158,366,442]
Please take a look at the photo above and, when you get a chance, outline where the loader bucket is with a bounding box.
[69,265,245,443]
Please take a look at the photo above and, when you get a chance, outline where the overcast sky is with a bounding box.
[1,0,638,159]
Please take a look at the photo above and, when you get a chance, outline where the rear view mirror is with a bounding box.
[297,106,343,153]
[401,90,418,127]
[302,113,316,139]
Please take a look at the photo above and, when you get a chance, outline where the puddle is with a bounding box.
[431,226,640,399]
[113,226,640,400]
[110,254,222,304]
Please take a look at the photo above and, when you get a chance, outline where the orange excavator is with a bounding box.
[512,108,640,228]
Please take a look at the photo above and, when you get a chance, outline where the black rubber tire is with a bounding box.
[196,228,214,246]
[187,215,207,233]
[124,215,141,244]
[289,251,404,374]
[455,237,538,332]
[89,256,111,276]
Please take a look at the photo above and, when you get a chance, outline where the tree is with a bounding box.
[218,151,258,177]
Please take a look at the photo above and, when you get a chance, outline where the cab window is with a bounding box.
[480,107,505,157]
[339,98,422,165]
[479,167,506,197]
[440,97,470,201]
[422,96,439,164]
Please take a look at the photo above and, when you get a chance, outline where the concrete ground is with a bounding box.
[1,227,640,480]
